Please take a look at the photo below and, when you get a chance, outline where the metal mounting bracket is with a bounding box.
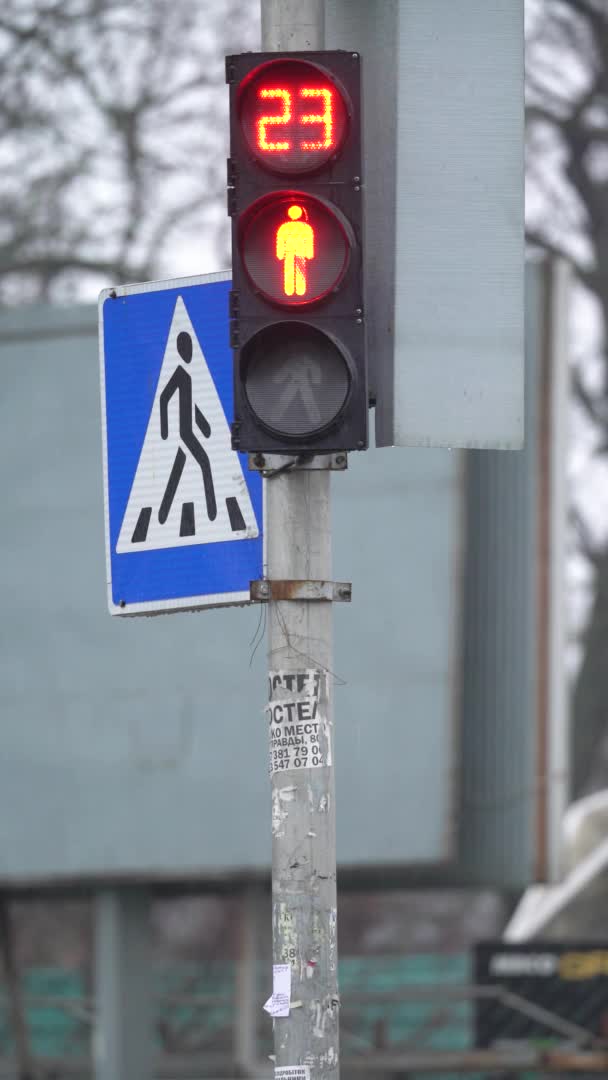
[248,452,348,474]
[250,579,352,603]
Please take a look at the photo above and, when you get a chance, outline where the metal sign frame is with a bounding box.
[99,271,265,616]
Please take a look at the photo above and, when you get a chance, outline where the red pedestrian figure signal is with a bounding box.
[276,204,315,297]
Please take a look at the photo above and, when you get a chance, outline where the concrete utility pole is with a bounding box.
[261,5,340,1079]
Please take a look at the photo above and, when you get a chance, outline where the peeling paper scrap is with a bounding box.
[263,963,291,1018]
[275,1068,310,1080]
[269,670,325,701]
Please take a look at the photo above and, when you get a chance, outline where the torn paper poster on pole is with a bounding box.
[263,963,291,1018]
[267,670,331,775]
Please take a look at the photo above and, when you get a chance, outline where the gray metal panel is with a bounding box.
[325,0,398,412]
[0,302,463,883]
[546,261,571,882]
[327,0,524,450]
[459,264,542,889]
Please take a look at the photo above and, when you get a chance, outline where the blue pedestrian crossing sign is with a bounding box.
[99,271,263,615]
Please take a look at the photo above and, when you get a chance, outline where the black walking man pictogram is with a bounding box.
[158,330,217,526]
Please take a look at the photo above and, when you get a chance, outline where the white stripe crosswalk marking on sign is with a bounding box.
[116,296,258,554]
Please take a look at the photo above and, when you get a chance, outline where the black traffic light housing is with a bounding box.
[226,50,367,454]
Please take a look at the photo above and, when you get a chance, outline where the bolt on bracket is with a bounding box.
[248,453,348,473]
[250,579,352,603]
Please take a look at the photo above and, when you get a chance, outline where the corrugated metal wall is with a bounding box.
[0,299,463,883]
[0,260,567,889]
[459,261,567,888]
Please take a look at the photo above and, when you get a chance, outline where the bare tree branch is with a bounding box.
[0,0,257,303]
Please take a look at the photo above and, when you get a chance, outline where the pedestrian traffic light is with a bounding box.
[226,51,367,454]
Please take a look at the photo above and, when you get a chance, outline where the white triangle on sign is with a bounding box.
[116,296,259,554]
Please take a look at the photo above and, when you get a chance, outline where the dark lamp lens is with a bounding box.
[240,59,348,174]
[243,324,351,438]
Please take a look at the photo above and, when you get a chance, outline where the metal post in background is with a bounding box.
[94,888,154,1080]
[234,886,263,1073]
[261,3,340,1077]
[0,897,34,1080]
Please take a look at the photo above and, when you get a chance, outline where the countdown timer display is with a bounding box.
[239,59,348,174]
[239,192,352,306]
